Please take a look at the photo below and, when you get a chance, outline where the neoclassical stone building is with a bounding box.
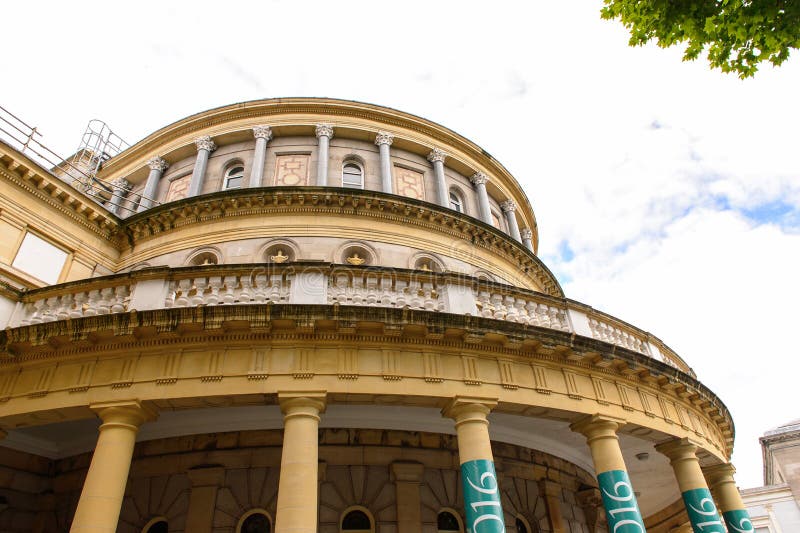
[0,98,753,533]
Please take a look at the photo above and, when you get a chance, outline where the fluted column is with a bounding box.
[470,172,493,225]
[570,415,646,532]
[521,228,534,251]
[428,148,449,208]
[501,200,521,241]
[443,396,506,533]
[704,463,754,533]
[315,124,333,186]
[70,401,157,533]
[275,392,326,533]
[250,125,273,188]
[138,157,168,212]
[188,136,217,197]
[375,131,394,194]
[657,438,725,533]
[108,177,132,216]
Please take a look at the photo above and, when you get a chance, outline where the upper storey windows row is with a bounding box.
[104,125,535,252]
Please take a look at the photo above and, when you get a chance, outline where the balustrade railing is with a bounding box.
[3,264,693,374]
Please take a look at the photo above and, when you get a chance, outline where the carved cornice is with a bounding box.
[119,186,562,297]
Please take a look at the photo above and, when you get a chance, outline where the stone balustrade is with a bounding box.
[2,264,693,375]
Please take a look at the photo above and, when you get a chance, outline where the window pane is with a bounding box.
[226,176,243,189]
[342,510,371,529]
[449,192,463,212]
[241,513,271,533]
[437,511,460,531]
[229,166,245,177]
[145,521,168,533]
[12,233,68,284]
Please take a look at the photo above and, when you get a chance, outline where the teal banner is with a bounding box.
[682,488,725,532]
[460,459,506,533]
[722,509,755,533]
[597,469,645,532]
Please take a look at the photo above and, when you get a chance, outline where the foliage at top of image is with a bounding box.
[602,0,800,78]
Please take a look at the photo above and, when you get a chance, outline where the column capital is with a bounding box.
[521,228,533,239]
[315,124,334,139]
[442,395,497,424]
[655,437,702,462]
[500,199,516,213]
[253,125,273,140]
[390,461,425,482]
[110,177,132,191]
[470,172,489,186]
[147,157,169,172]
[702,462,737,486]
[194,135,217,152]
[375,131,394,146]
[278,391,327,419]
[90,400,158,428]
[427,147,447,163]
[569,414,626,440]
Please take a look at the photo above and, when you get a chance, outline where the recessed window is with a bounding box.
[143,519,168,533]
[11,232,68,284]
[515,517,529,533]
[491,210,502,229]
[437,511,461,532]
[224,165,245,190]
[239,512,272,533]
[341,509,373,531]
[342,162,364,189]
[449,191,464,213]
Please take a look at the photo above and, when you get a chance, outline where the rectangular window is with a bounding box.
[393,166,425,200]
[12,232,68,284]
[274,154,310,186]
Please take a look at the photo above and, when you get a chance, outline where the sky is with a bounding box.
[3,1,800,488]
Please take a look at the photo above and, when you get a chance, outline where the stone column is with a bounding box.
[657,438,725,533]
[391,462,425,533]
[137,157,168,212]
[250,125,273,188]
[470,172,493,225]
[570,415,646,532]
[375,131,394,194]
[520,228,534,252]
[185,466,226,533]
[70,401,157,533]
[704,463,755,533]
[427,148,449,208]
[275,392,326,533]
[315,124,334,186]
[443,396,506,533]
[188,136,217,198]
[108,177,132,216]
[540,480,566,533]
[500,200,521,241]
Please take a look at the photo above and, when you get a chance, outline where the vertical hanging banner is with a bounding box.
[597,470,646,532]
[682,488,725,532]
[461,459,506,533]
[721,509,754,533]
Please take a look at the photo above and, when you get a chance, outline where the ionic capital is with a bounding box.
[253,125,273,140]
[315,124,334,139]
[194,135,217,152]
[147,157,169,172]
[500,200,517,213]
[110,177,132,191]
[374,131,394,146]
[427,147,447,163]
[470,172,489,186]
[521,228,533,239]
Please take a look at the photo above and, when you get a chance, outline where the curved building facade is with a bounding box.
[0,99,752,533]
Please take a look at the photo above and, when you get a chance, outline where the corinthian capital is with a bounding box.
[110,177,132,191]
[315,124,334,139]
[147,157,169,172]
[194,136,217,152]
[253,125,273,140]
[500,200,517,213]
[374,131,394,146]
[470,172,489,186]
[427,147,447,163]
[521,228,533,240]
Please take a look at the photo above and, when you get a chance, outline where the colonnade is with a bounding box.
[127,126,535,251]
[65,401,751,533]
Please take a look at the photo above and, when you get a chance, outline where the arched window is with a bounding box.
[342,162,364,189]
[341,508,374,532]
[142,519,168,533]
[236,509,273,533]
[437,510,462,532]
[223,164,245,190]
[515,517,529,533]
[449,190,464,213]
